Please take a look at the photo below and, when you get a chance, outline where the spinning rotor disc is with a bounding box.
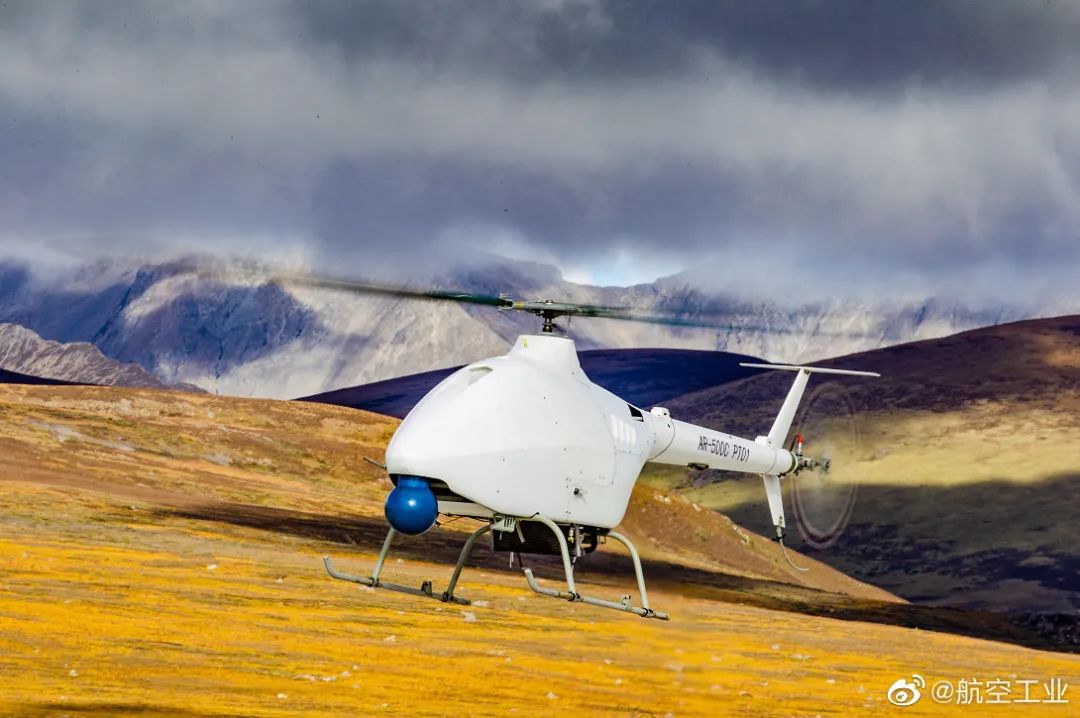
[161,258,876,338]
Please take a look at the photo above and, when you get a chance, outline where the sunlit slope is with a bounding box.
[656,315,1080,617]
[0,382,869,596]
[0,384,1075,716]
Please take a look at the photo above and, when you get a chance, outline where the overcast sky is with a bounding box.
[1,1,1078,302]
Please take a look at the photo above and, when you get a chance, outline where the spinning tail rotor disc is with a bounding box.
[790,382,862,550]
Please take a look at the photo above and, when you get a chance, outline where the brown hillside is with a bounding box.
[657,315,1080,623]
[1,383,1076,716]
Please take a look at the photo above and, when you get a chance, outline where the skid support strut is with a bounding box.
[324,517,669,620]
[519,514,669,620]
[323,523,491,605]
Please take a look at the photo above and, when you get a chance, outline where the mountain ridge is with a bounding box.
[0,255,1068,399]
[0,322,197,390]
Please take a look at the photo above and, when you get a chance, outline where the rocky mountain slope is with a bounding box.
[0,322,179,388]
[0,256,1065,399]
[648,315,1080,636]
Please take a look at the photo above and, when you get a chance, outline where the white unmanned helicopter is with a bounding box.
[255,276,880,621]
[177,264,874,619]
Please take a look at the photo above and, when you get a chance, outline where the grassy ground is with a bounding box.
[0,384,1077,717]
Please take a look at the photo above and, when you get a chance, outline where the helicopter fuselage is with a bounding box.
[384,333,796,530]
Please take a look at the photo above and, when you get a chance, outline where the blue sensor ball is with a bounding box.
[384,476,438,535]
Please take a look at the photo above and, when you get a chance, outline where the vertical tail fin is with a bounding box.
[762,474,785,534]
[740,363,879,547]
[766,368,810,448]
[741,363,880,449]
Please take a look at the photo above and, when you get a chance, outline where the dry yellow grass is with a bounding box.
[0,384,1076,717]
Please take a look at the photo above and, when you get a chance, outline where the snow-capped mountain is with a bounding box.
[0,322,178,388]
[0,256,1066,399]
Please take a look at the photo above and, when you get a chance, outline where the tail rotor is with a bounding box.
[789,382,862,550]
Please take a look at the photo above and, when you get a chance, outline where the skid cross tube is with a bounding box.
[324,523,491,605]
[519,515,670,620]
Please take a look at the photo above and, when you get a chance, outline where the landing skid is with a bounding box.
[518,514,669,620]
[323,523,489,605]
[323,515,670,620]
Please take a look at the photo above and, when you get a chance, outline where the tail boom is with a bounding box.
[647,417,795,476]
[644,362,879,545]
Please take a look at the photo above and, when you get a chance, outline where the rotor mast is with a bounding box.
[536,307,562,333]
[505,299,576,334]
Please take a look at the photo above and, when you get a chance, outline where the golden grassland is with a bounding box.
[0,384,1077,717]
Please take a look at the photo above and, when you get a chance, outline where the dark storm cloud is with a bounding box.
[290,0,1080,90]
[0,0,1078,300]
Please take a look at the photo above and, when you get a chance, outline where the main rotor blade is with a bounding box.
[169,260,513,309]
[267,272,513,309]
[173,262,874,339]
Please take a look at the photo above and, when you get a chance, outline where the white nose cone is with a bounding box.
[385,335,616,521]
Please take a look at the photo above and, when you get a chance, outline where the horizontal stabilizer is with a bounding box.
[739,362,880,378]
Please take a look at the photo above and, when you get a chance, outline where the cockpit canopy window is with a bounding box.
[627,404,644,422]
[468,366,493,385]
